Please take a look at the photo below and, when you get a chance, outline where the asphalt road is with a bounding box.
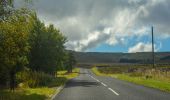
[54,68,170,100]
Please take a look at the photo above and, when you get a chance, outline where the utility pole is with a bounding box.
[151,26,155,68]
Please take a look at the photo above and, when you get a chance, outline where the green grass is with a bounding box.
[91,67,111,76]
[0,68,80,100]
[58,68,80,79]
[0,88,56,100]
[92,67,170,93]
[113,74,170,92]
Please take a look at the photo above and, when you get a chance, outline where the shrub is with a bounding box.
[145,75,152,79]
[16,69,68,88]
[16,70,54,88]
[97,67,126,74]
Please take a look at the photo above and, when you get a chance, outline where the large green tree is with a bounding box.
[0,0,70,90]
[0,9,33,90]
[29,15,67,75]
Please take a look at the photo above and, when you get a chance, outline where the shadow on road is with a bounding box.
[65,79,100,88]
[79,72,88,74]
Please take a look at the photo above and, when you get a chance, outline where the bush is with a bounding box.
[16,70,54,88]
[145,75,152,79]
[98,67,126,74]
[16,70,68,88]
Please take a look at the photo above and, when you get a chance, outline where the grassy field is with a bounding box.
[92,67,170,93]
[0,68,80,100]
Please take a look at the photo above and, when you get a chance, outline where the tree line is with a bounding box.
[0,0,76,90]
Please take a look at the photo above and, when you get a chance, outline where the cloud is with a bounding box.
[15,0,170,51]
[66,31,110,51]
[128,42,160,53]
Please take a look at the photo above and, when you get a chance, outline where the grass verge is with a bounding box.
[57,68,80,79]
[0,68,80,100]
[91,67,112,76]
[0,88,56,100]
[92,67,170,93]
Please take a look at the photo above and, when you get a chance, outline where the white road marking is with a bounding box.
[93,77,99,82]
[88,74,119,96]
[96,79,100,82]
[91,76,94,79]
[89,75,100,82]
[101,82,107,87]
[108,88,119,96]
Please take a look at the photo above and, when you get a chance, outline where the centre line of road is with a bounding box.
[89,75,100,82]
[91,76,94,79]
[108,88,119,96]
[94,79,99,82]
[91,76,96,80]
[89,74,120,96]
[96,79,100,82]
[101,82,107,87]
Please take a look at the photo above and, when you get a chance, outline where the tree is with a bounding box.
[0,1,68,90]
[0,0,32,21]
[65,50,76,73]
[0,0,14,20]
[29,15,67,75]
[0,9,33,90]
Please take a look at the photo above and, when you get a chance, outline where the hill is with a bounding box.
[73,52,170,65]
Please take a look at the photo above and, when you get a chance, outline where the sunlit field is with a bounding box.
[92,65,170,92]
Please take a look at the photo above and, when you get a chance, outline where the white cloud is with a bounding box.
[134,27,150,35]
[128,0,142,4]
[67,31,110,51]
[128,42,160,53]
[15,0,170,51]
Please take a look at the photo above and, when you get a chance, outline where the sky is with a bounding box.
[15,0,170,53]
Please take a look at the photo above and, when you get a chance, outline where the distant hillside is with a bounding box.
[73,52,170,64]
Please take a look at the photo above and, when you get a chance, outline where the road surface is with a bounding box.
[54,68,170,100]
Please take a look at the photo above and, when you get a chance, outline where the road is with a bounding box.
[54,68,170,100]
